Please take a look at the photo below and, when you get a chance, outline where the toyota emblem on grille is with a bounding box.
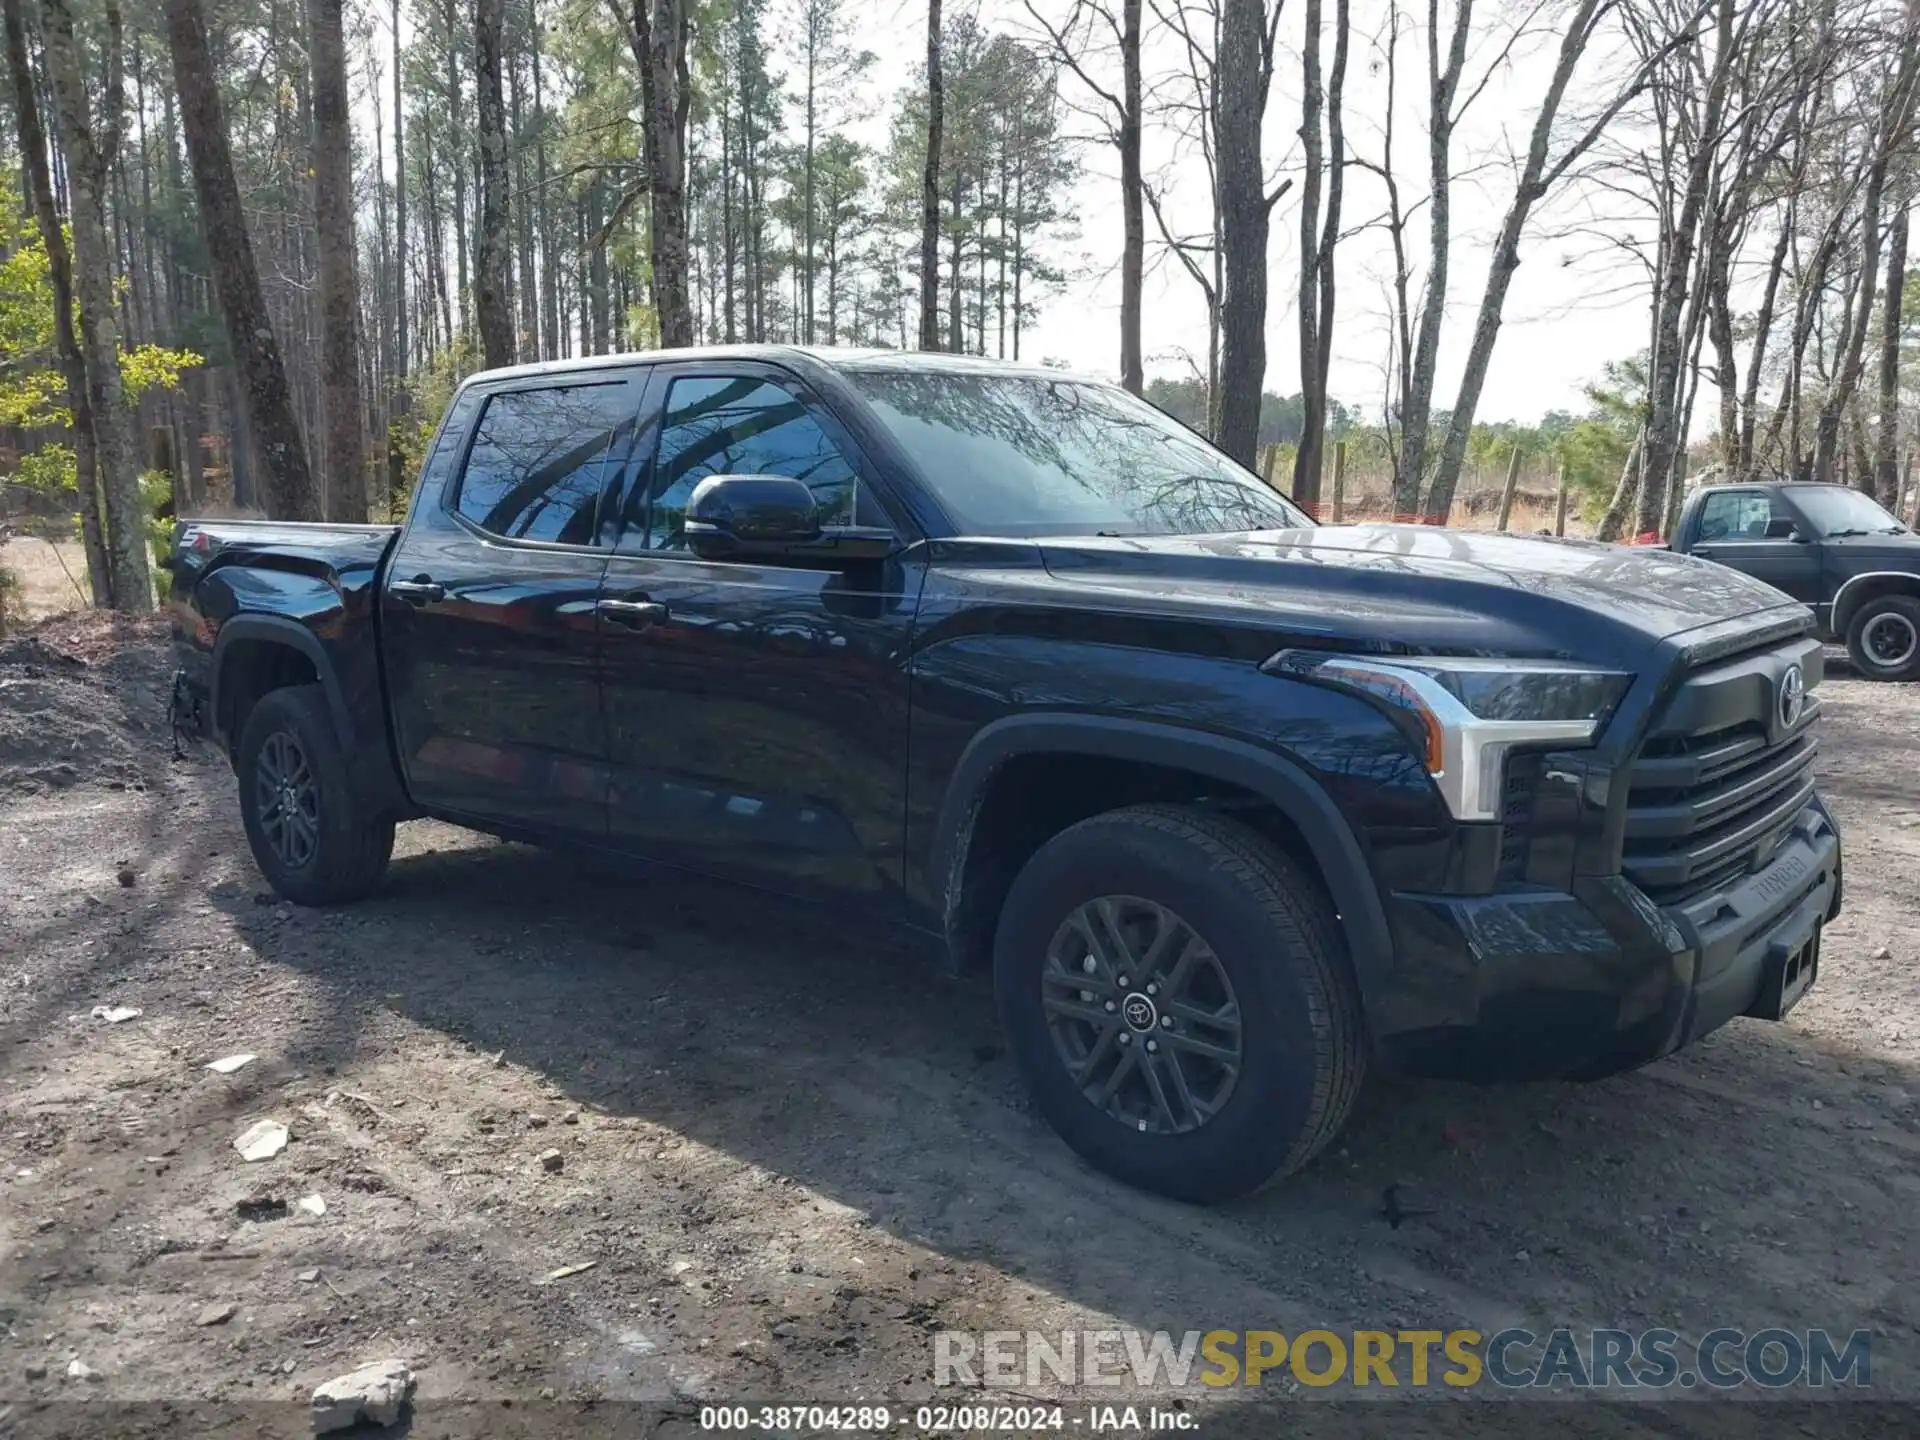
[1777,665,1805,729]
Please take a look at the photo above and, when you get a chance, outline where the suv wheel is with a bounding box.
[1845,595,1920,682]
[993,804,1366,1202]
[237,684,395,905]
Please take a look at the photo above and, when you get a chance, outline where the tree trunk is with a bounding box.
[918,0,942,350]
[1875,203,1909,510]
[1117,0,1142,393]
[165,0,319,520]
[41,0,152,609]
[631,0,692,348]
[311,0,367,520]
[1214,0,1271,466]
[473,0,514,367]
[1394,0,1472,517]
[5,0,108,605]
[393,0,407,378]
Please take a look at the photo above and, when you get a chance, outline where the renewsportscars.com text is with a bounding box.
[933,1327,1872,1391]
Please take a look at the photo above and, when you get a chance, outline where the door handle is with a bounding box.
[597,598,669,630]
[390,576,446,604]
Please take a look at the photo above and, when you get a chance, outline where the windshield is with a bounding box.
[844,368,1312,536]
[1788,486,1906,538]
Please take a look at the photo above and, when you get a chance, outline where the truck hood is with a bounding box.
[1820,530,1920,561]
[1034,524,1805,660]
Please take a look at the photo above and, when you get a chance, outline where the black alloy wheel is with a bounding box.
[1041,895,1242,1136]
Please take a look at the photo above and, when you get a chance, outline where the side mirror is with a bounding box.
[685,474,821,556]
[682,474,894,564]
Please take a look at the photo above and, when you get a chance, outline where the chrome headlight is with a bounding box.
[1266,653,1630,822]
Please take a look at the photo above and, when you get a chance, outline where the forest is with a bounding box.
[0,0,1912,613]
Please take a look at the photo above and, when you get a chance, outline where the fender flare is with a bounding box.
[1831,571,1920,636]
[932,713,1396,1009]
[210,614,356,755]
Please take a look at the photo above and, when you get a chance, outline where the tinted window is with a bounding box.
[843,368,1310,536]
[454,385,633,543]
[637,377,859,550]
[1697,490,1777,542]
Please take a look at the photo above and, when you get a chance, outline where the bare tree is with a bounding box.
[1294,0,1350,507]
[41,0,152,606]
[4,0,108,604]
[1875,200,1909,506]
[1026,0,1147,393]
[312,0,368,517]
[474,0,515,366]
[920,0,944,349]
[1213,0,1288,462]
[629,0,694,347]
[165,0,319,520]
[1818,15,1919,483]
[1422,0,1717,524]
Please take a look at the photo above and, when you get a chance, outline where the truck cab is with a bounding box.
[1668,482,1920,681]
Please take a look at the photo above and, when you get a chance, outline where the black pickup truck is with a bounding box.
[1667,481,1920,681]
[169,346,1842,1202]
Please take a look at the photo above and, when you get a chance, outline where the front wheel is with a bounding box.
[1846,595,1920,682]
[993,804,1367,1203]
[237,684,394,905]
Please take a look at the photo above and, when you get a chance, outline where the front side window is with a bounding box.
[635,376,860,551]
[1696,490,1777,542]
[454,384,634,544]
[843,367,1311,537]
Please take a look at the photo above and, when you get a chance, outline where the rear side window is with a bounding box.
[454,384,634,544]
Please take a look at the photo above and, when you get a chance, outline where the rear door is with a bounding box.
[382,372,644,835]
[596,361,922,904]
[1689,488,1824,603]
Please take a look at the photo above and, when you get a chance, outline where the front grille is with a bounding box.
[1621,640,1822,908]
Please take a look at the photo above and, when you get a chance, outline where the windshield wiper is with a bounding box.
[1824,527,1874,538]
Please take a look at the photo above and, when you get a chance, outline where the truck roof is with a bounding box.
[461,344,1100,388]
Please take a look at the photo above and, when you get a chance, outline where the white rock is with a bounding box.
[234,1120,290,1162]
[90,1005,141,1024]
[66,1358,101,1381]
[311,1358,415,1433]
[296,1195,327,1217]
[206,1054,257,1074]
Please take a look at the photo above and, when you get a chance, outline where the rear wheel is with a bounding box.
[237,685,394,905]
[993,804,1367,1202]
[1845,595,1920,682]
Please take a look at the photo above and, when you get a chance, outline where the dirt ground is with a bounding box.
[3,615,1918,1437]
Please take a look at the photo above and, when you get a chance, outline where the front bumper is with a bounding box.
[1373,797,1842,1081]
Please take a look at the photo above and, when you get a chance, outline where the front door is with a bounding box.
[1690,488,1824,604]
[382,373,643,835]
[598,362,922,904]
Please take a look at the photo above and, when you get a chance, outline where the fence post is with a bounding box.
[1330,441,1347,523]
[1554,464,1570,538]
[1495,447,1523,531]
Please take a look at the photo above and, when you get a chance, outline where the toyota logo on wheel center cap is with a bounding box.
[1778,665,1805,730]
[1121,992,1158,1033]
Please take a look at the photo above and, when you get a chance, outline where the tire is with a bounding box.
[237,684,395,905]
[993,803,1367,1203]
[1845,595,1920,682]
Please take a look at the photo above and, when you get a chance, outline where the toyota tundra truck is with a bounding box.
[167,346,1843,1202]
